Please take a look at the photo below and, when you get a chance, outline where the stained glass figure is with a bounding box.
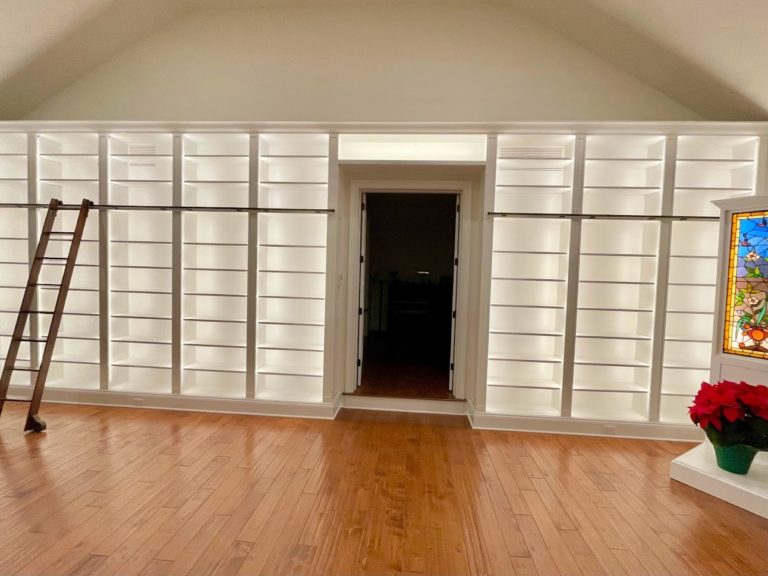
[724,210,768,358]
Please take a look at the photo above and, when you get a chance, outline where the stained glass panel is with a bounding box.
[724,210,768,358]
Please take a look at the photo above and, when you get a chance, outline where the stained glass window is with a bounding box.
[724,210,768,358]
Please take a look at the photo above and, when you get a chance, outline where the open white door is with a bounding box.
[355,195,368,387]
[448,196,460,392]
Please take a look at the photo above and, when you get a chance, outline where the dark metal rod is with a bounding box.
[0,202,334,215]
[488,211,718,222]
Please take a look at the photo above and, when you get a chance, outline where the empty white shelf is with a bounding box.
[574,358,650,368]
[572,381,648,393]
[112,358,172,369]
[257,342,323,352]
[184,361,245,373]
[487,379,561,390]
[185,339,246,348]
[258,365,322,377]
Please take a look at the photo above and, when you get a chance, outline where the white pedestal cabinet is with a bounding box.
[671,194,768,515]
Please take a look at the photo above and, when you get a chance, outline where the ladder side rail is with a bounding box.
[24,199,90,430]
[0,199,60,414]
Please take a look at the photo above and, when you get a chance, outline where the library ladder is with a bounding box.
[0,198,92,431]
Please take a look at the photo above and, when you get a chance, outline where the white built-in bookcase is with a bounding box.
[0,127,764,426]
[182,133,249,398]
[0,131,331,405]
[660,136,760,422]
[487,133,760,422]
[257,134,328,403]
[0,133,30,388]
[487,134,575,416]
[109,133,174,394]
[38,133,101,390]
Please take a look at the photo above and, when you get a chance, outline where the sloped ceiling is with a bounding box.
[0,0,188,119]
[0,0,765,119]
[505,0,768,120]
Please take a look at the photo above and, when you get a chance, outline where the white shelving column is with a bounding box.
[660,135,759,423]
[182,134,249,398]
[36,133,101,389]
[572,135,666,421]
[0,133,30,387]
[485,134,575,416]
[257,134,329,403]
[108,134,174,394]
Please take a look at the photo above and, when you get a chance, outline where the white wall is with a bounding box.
[25,3,700,121]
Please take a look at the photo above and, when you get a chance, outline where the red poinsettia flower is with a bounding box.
[740,383,768,420]
[689,380,747,431]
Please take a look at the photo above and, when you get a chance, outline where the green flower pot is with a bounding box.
[712,443,759,475]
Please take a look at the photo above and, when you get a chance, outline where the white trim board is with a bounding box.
[2,120,768,134]
[340,393,468,416]
[7,385,337,419]
[471,411,704,442]
[7,383,710,440]
[671,443,768,519]
[344,179,473,400]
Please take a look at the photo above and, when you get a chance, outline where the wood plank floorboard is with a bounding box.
[0,403,765,575]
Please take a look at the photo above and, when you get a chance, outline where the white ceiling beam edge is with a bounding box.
[1,121,768,135]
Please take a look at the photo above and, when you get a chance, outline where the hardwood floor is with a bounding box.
[356,357,454,399]
[357,334,454,400]
[0,403,766,575]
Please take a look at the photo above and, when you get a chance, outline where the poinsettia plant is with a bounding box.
[689,380,768,449]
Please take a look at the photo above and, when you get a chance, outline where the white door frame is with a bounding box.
[356,192,368,388]
[345,179,473,399]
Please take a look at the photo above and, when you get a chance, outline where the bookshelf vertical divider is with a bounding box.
[648,135,677,422]
[172,135,182,395]
[98,134,109,390]
[560,135,586,417]
[246,134,259,399]
[322,134,339,404]
[27,134,39,382]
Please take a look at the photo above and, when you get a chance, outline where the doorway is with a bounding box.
[356,193,458,399]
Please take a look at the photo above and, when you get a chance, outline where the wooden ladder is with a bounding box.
[0,199,92,432]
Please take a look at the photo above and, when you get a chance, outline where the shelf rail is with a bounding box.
[488,211,717,222]
[0,202,334,214]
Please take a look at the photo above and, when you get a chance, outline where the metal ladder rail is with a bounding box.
[24,199,91,432]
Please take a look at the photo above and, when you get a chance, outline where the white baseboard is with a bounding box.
[471,411,704,442]
[10,385,704,440]
[8,385,337,420]
[465,397,477,426]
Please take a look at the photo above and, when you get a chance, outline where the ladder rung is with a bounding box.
[21,310,55,314]
[47,232,75,236]
[30,283,62,287]
[18,337,46,342]
[0,398,31,403]
[12,367,39,372]
[37,257,68,261]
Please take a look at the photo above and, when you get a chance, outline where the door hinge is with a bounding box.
[454,257,458,266]
[358,307,363,315]
[450,363,455,371]
[361,202,365,211]
[452,310,456,319]
[456,204,460,213]
[360,255,364,264]
[357,359,361,367]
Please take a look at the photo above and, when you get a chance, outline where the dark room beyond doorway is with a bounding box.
[357,193,458,399]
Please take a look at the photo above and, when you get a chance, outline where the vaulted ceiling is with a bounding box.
[0,0,765,119]
[0,0,188,119]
